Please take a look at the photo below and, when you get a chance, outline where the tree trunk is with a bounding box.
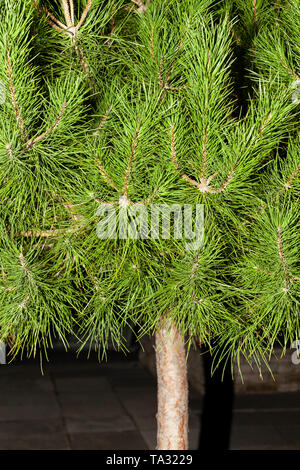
[155,316,189,450]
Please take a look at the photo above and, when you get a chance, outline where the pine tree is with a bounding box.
[217,0,300,373]
[0,0,91,358]
[0,0,299,451]
[0,0,122,356]
[105,0,298,448]
[76,0,297,448]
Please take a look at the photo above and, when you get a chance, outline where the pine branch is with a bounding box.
[75,44,94,90]
[32,0,67,31]
[158,57,164,89]
[164,85,189,91]
[279,57,300,81]
[6,144,14,160]
[158,39,188,92]
[61,0,73,28]
[6,50,29,142]
[251,264,275,276]
[139,186,160,205]
[283,163,300,190]
[34,0,93,38]
[226,15,241,46]
[206,170,220,185]
[69,0,75,25]
[18,197,86,240]
[21,230,61,238]
[33,0,94,88]
[150,30,155,65]
[258,112,272,135]
[253,0,258,30]
[171,125,201,189]
[95,126,160,207]
[93,105,112,135]
[19,253,31,281]
[19,295,30,310]
[97,160,119,192]
[76,0,92,31]
[25,101,67,149]
[129,0,150,14]
[277,226,289,289]
[170,125,236,194]
[191,253,200,276]
[61,198,84,221]
[201,125,208,178]
[20,225,85,238]
[123,130,139,197]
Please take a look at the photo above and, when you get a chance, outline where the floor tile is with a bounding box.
[69,431,148,450]
[53,376,112,393]
[0,432,69,450]
[230,424,283,449]
[0,401,61,421]
[65,415,136,434]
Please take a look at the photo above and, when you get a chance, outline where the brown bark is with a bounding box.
[155,316,189,450]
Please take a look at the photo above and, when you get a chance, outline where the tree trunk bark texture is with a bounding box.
[155,317,189,450]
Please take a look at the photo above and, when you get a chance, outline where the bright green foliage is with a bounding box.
[216,1,300,372]
[0,0,94,358]
[31,0,122,90]
[221,0,289,46]
[0,0,299,374]
[222,201,299,371]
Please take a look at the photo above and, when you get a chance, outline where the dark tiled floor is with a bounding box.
[0,349,300,450]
